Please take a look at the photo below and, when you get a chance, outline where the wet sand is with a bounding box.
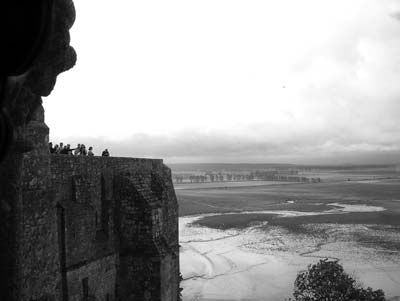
[180,204,400,300]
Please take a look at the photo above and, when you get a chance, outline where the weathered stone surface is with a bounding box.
[6,125,180,300]
[12,119,180,300]
[1,1,76,297]
[18,154,179,301]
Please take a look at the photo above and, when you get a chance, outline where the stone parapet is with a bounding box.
[14,152,180,300]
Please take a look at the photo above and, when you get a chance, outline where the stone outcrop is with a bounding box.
[1,1,76,299]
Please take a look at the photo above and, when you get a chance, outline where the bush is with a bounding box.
[292,259,385,301]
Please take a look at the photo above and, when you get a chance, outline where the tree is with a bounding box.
[293,259,385,301]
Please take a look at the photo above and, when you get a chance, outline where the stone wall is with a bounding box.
[50,155,179,300]
[17,108,60,300]
[16,150,180,301]
[67,254,117,301]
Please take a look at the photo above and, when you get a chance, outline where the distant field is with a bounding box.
[301,170,398,182]
[174,180,292,190]
[176,177,400,216]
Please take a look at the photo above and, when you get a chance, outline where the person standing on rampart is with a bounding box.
[74,144,81,155]
[102,149,110,157]
[80,144,87,156]
[49,142,55,153]
[58,142,64,153]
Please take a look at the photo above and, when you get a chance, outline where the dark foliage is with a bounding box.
[292,259,386,301]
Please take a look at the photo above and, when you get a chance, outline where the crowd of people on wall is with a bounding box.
[49,142,110,157]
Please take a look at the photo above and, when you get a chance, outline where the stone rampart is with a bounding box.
[17,151,179,300]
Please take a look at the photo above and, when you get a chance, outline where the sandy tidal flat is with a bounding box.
[180,204,400,301]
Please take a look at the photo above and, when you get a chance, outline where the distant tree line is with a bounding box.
[174,170,321,184]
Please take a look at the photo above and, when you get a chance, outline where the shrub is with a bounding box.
[292,259,385,301]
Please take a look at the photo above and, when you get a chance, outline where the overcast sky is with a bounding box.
[44,0,400,164]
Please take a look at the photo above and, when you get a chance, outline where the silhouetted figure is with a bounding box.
[60,144,71,155]
[66,144,72,155]
[60,145,68,154]
[88,146,94,156]
[80,144,87,156]
[74,144,81,155]
[102,149,110,157]
[58,142,64,153]
[54,144,59,154]
[49,142,55,153]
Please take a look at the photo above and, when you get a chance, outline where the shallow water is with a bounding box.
[180,204,400,300]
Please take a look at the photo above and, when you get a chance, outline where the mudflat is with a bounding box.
[177,172,400,300]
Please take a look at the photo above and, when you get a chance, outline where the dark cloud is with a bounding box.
[61,126,400,164]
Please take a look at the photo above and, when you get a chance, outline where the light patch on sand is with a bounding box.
[327,203,386,213]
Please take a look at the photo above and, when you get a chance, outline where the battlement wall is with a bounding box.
[18,153,179,300]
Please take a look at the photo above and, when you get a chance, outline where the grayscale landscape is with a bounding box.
[173,164,400,300]
[36,1,400,300]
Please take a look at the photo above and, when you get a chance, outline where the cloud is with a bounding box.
[46,0,400,164]
[390,11,400,21]
[54,122,400,164]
